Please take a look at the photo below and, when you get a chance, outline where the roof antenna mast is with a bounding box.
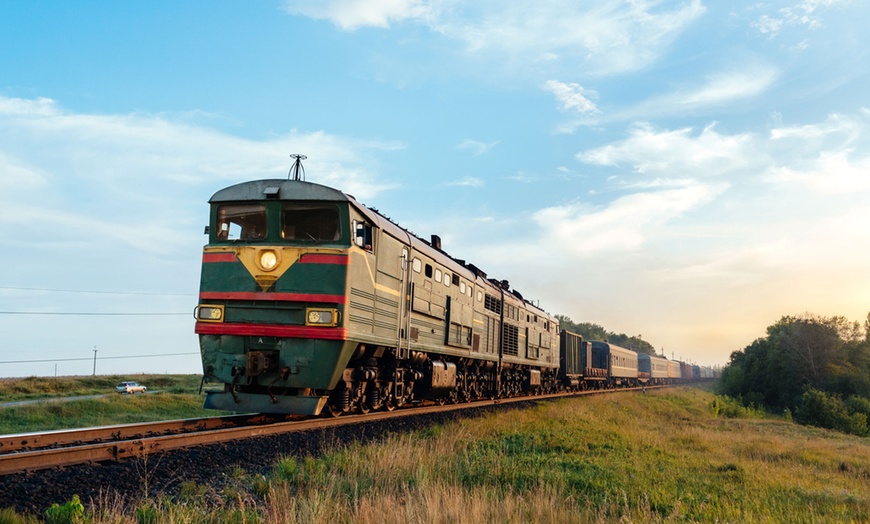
[288,154,307,181]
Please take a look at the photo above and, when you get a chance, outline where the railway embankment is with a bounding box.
[1,385,868,522]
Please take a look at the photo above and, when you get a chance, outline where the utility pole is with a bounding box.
[93,347,97,376]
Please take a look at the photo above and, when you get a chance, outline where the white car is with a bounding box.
[116,381,147,394]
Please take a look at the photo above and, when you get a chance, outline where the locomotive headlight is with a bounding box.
[258,249,279,271]
[306,308,339,326]
[196,304,224,322]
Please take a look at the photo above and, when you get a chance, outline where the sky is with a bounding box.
[1,0,869,378]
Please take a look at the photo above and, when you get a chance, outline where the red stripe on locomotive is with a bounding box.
[298,254,348,265]
[199,291,348,304]
[195,322,347,340]
[202,253,238,263]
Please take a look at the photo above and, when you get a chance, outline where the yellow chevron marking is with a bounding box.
[206,246,345,291]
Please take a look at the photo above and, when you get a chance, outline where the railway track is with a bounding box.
[0,385,659,476]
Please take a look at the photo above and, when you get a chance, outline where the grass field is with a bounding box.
[3,385,868,523]
[0,374,204,402]
[0,374,224,434]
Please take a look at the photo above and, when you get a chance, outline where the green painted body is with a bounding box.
[198,334,358,390]
[196,181,364,414]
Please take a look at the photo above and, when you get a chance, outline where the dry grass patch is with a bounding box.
[8,386,870,523]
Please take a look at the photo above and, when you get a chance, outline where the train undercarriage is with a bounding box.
[206,342,561,417]
[321,344,560,417]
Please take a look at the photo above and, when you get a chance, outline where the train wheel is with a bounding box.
[327,403,344,417]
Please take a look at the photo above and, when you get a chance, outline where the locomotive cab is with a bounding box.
[196,180,361,414]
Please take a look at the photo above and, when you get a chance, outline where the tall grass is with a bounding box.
[6,387,870,523]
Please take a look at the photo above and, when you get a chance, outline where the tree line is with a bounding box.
[719,313,870,436]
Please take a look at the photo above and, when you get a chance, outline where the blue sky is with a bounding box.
[1,0,868,377]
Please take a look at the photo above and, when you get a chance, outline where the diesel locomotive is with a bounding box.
[194,167,711,416]
[195,171,562,416]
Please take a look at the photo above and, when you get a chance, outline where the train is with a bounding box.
[194,168,714,416]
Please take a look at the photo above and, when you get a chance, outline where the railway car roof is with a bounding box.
[638,353,669,363]
[590,341,637,356]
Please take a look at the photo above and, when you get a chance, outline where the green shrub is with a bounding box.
[134,502,158,524]
[44,495,86,524]
[794,389,868,436]
[844,395,870,418]
[709,396,764,419]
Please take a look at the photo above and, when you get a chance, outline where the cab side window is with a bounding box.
[353,220,374,251]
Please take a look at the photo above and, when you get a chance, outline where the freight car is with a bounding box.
[558,330,607,391]
[195,175,559,416]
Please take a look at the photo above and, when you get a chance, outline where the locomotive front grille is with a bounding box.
[222,302,307,325]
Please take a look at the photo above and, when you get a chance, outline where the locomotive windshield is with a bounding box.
[282,204,340,242]
[216,204,266,241]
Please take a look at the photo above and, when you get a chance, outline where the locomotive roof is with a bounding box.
[209,179,349,203]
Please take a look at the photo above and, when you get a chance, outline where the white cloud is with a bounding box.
[752,0,851,38]
[0,96,60,117]
[0,96,400,203]
[765,149,870,194]
[679,68,778,107]
[282,0,428,30]
[553,63,779,132]
[611,64,778,124]
[577,122,757,176]
[445,176,485,188]
[437,1,706,74]
[766,112,870,193]
[457,139,499,156]
[770,111,861,142]
[544,80,600,115]
[532,181,725,256]
[0,152,52,190]
[754,15,784,36]
[285,0,706,75]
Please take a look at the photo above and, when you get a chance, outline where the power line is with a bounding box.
[0,286,194,297]
[0,352,200,365]
[0,311,189,316]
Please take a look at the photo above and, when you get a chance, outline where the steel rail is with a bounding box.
[0,385,662,476]
[0,413,298,454]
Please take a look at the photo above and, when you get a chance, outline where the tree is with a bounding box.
[719,312,870,411]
